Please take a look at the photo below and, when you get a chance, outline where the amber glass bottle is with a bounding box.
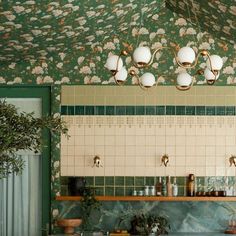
[187,174,195,196]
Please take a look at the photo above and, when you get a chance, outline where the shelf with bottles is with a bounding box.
[56,195,236,201]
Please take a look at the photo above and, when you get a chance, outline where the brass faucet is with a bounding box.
[161,154,169,167]
[229,155,236,167]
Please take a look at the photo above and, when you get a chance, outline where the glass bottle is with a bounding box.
[156,177,162,196]
[162,178,167,196]
[172,177,178,197]
[187,174,195,196]
[167,175,173,197]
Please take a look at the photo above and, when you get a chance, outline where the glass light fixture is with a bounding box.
[105,45,223,91]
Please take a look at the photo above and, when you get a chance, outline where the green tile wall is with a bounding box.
[61,105,236,116]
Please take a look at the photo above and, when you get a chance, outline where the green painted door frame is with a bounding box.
[0,85,52,235]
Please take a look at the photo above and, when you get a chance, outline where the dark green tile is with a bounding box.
[105,187,114,196]
[186,106,195,115]
[176,106,185,115]
[206,106,215,115]
[60,176,69,185]
[85,177,94,186]
[75,106,85,115]
[95,106,105,115]
[166,106,176,115]
[125,176,134,186]
[156,106,165,115]
[126,106,135,115]
[116,106,126,115]
[135,177,145,186]
[177,186,185,196]
[85,106,94,115]
[67,106,75,115]
[115,187,125,196]
[136,106,145,115]
[105,176,114,186]
[175,177,186,186]
[95,187,104,196]
[115,176,125,186]
[61,106,67,115]
[196,106,205,115]
[145,106,156,115]
[145,177,155,186]
[95,176,104,186]
[125,187,134,196]
[226,106,235,115]
[106,106,115,115]
[216,106,225,115]
[61,185,69,196]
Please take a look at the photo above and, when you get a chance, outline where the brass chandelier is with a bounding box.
[104,45,223,91]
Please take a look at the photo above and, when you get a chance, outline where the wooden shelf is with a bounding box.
[56,196,236,201]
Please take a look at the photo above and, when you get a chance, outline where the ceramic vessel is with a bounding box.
[57,218,82,234]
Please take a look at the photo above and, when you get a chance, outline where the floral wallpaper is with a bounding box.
[0,0,235,86]
[166,0,236,45]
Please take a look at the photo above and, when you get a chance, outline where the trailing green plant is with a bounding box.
[129,213,170,235]
[79,186,101,231]
[0,100,68,178]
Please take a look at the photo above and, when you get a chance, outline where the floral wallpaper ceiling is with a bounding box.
[0,0,235,85]
[166,0,236,44]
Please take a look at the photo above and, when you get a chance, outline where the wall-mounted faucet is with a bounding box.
[93,155,103,167]
[229,155,236,167]
[161,154,169,167]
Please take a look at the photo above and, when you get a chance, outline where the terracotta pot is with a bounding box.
[57,218,82,234]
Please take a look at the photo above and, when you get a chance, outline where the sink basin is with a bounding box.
[57,218,82,234]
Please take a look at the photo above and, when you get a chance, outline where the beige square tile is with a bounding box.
[74,146,85,156]
[135,167,145,176]
[195,156,206,166]
[164,166,176,176]
[136,157,145,167]
[175,156,185,166]
[105,167,115,176]
[195,167,206,176]
[67,156,75,166]
[205,167,216,176]
[115,167,125,176]
[225,167,236,176]
[125,157,136,167]
[94,167,105,176]
[196,146,206,156]
[176,136,186,145]
[215,146,226,156]
[75,157,85,166]
[125,167,135,176]
[74,167,85,176]
[67,166,75,176]
[175,167,186,176]
[60,166,68,176]
[67,147,75,156]
[146,146,156,157]
[216,167,226,176]
[84,167,95,176]
[105,157,115,167]
[115,158,125,166]
[185,166,196,175]
[145,157,156,167]
[144,167,156,176]
[61,156,68,166]
[135,146,146,156]
[206,146,215,156]
[206,156,216,166]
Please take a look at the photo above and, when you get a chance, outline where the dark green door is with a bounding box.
[0,86,51,236]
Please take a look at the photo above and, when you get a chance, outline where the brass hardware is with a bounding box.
[229,155,236,167]
[93,155,103,167]
[161,154,169,167]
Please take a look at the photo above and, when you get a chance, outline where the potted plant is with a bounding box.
[129,213,170,235]
[0,100,68,178]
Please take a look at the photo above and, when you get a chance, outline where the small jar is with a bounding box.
[149,186,155,196]
[132,190,137,196]
[144,186,150,196]
[138,190,144,196]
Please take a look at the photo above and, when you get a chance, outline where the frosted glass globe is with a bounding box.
[105,55,123,72]
[204,68,219,81]
[140,73,155,87]
[133,47,152,65]
[206,55,223,71]
[114,66,128,82]
[177,72,192,87]
[177,47,196,65]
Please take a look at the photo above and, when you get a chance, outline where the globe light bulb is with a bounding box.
[105,55,123,72]
[114,67,128,83]
[140,72,155,87]
[177,47,196,66]
[177,72,192,87]
[133,47,152,66]
[206,55,223,71]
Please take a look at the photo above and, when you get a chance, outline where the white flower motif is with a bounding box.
[0,26,4,31]
[90,76,101,83]
[89,62,95,68]
[61,77,70,83]
[116,9,124,17]
[52,209,59,218]
[36,76,43,84]
[161,38,167,44]
[156,28,165,35]
[138,27,149,35]
[79,66,92,74]
[103,42,115,50]
[31,29,42,36]
[9,63,16,69]
[199,42,211,50]
[229,6,236,15]
[84,76,91,84]
[132,28,138,37]
[186,28,196,35]
[175,18,187,26]
[43,76,53,83]
[30,17,37,21]
[152,62,159,69]
[52,9,63,17]
[56,62,63,69]
[42,62,48,68]
[0,77,6,83]
[175,67,186,74]
[77,56,85,64]
[66,31,75,37]
[54,161,60,168]
[13,6,25,13]
[151,42,162,50]
[149,32,156,40]
[59,52,66,60]
[179,28,186,37]
[152,14,159,20]
[209,38,215,44]
[4,12,16,21]
[157,76,165,84]
[13,77,22,83]
[223,66,235,74]
[86,11,96,17]
[32,66,44,74]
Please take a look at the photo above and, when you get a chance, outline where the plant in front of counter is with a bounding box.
[129,213,170,235]
[0,100,68,179]
[80,186,101,232]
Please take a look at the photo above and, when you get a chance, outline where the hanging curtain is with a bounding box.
[0,153,42,236]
